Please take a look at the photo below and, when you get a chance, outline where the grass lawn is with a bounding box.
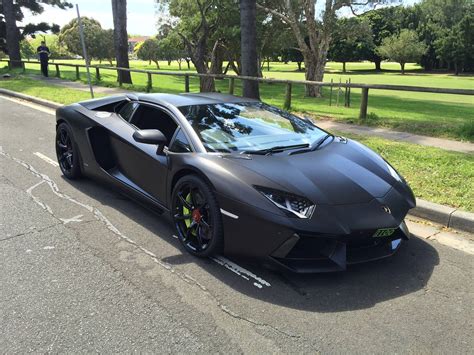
[0,74,472,212]
[3,59,473,141]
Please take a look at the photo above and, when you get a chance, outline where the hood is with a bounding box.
[220,139,398,206]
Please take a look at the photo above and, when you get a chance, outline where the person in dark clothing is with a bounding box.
[37,41,50,77]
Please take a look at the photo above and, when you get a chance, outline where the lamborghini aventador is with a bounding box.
[55,92,415,272]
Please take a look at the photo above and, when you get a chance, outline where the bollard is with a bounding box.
[359,87,369,119]
[284,83,292,110]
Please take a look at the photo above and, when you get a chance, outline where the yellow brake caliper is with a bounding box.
[183,193,193,231]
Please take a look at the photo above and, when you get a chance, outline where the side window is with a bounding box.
[118,102,138,122]
[130,105,178,146]
[170,129,192,153]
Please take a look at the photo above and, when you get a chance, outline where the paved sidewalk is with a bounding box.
[28,74,474,154]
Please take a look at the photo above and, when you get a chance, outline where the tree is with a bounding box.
[1,0,72,68]
[281,47,304,71]
[257,0,391,97]
[157,0,238,92]
[111,0,132,84]
[20,40,35,59]
[360,6,404,71]
[328,17,373,73]
[59,17,114,65]
[377,29,427,74]
[136,38,161,68]
[240,0,259,99]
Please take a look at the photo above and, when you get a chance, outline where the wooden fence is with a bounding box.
[3,59,474,119]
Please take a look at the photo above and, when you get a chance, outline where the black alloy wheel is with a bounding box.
[55,123,81,179]
[172,175,223,257]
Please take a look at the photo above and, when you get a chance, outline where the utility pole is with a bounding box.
[76,4,94,98]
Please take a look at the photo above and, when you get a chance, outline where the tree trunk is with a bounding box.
[297,62,302,71]
[400,62,405,75]
[454,62,459,76]
[154,61,160,69]
[303,50,325,97]
[3,0,22,68]
[186,59,191,69]
[111,0,132,84]
[240,0,260,99]
[342,62,346,73]
[374,59,382,71]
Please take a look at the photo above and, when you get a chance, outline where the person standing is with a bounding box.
[37,41,50,77]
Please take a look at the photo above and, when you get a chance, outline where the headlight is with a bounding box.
[255,186,315,219]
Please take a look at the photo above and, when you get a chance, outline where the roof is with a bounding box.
[128,36,149,43]
[137,92,259,107]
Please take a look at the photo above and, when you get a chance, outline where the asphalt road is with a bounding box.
[0,95,472,353]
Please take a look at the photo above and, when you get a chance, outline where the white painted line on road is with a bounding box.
[211,256,271,289]
[34,152,59,167]
[60,214,84,224]
[26,180,53,214]
[0,94,55,115]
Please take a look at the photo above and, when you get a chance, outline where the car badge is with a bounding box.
[382,205,392,214]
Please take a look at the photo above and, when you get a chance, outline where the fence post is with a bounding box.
[228,77,235,95]
[185,74,190,92]
[359,87,369,119]
[329,79,333,106]
[347,78,351,107]
[117,69,123,87]
[284,82,292,110]
[55,64,60,78]
[22,61,26,72]
[95,67,101,81]
[146,72,152,93]
[75,65,80,80]
[7,60,11,70]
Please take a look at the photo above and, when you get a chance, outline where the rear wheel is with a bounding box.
[55,122,82,179]
[171,175,223,257]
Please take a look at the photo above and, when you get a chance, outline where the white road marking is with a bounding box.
[43,246,55,250]
[26,180,53,214]
[220,209,239,219]
[3,148,271,291]
[0,94,55,115]
[34,152,59,167]
[60,214,83,224]
[211,256,271,288]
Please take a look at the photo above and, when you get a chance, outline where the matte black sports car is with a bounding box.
[55,92,415,272]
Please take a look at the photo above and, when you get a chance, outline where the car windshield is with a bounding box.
[179,102,327,153]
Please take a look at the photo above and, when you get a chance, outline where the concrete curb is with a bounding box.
[409,199,474,233]
[1,88,473,233]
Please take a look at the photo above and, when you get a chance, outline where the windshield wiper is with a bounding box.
[241,143,310,155]
[289,134,334,155]
[312,133,334,150]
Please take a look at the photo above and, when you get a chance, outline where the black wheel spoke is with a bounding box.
[195,226,204,250]
[178,192,193,210]
[174,213,191,220]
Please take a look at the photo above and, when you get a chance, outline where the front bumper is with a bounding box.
[217,193,411,273]
[270,222,409,273]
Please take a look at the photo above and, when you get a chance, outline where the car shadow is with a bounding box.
[64,176,439,313]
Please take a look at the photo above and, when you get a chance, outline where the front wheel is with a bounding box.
[171,175,224,257]
[55,122,82,179]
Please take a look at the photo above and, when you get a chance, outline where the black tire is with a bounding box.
[171,175,224,257]
[55,122,82,179]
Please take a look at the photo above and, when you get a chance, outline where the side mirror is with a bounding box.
[132,129,167,154]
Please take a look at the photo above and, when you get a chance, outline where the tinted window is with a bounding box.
[170,129,192,153]
[179,102,325,153]
[118,102,138,122]
[130,105,178,145]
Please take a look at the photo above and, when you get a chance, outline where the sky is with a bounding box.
[20,0,421,37]
[21,0,159,36]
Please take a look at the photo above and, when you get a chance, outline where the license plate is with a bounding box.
[373,228,396,238]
